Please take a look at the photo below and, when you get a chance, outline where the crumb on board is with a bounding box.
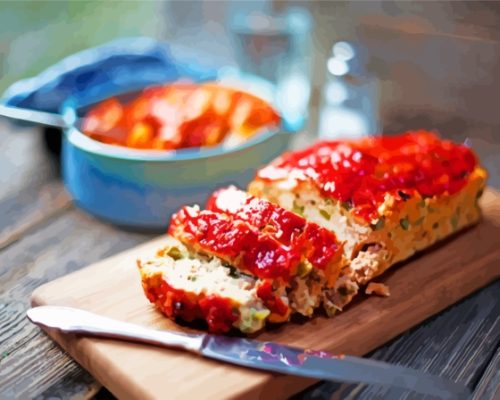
[365,282,390,297]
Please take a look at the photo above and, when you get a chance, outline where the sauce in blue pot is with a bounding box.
[61,72,298,230]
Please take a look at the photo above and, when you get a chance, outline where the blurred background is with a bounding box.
[1,0,499,185]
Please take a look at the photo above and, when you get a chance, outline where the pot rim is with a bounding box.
[64,124,291,162]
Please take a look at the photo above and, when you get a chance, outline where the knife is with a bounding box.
[27,306,469,399]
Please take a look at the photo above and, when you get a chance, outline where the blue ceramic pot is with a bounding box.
[62,125,293,231]
[61,74,297,231]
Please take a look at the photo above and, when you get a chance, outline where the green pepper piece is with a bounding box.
[414,217,425,226]
[292,201,305,216]
[166,246,183,260]
[400,218,410,230]
[319,209,331,220]
[372,217,385,231]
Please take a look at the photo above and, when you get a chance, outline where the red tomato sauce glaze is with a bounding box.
[256,131,478,221]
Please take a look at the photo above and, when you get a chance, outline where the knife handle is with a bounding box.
[27,306,204,353]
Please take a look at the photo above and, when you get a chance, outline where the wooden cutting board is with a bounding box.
[31,189,500,400]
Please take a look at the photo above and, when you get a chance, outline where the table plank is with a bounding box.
[0,180,72,250]
[0,208,153,398]
[472,347,500,400]
[0,122,58,202]
[0,301,87,399]
[0,124,162,398]
[32,368,101,400]
[0,122,72,250]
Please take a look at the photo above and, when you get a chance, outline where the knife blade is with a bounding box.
[27,306,469,399]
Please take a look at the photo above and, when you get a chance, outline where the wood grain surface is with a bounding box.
[2,122,498,399]
[29,189,500,400]
[0,209,154,399]
[0,124,155,399]
[472,347,500,400]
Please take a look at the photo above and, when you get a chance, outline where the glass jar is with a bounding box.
[318,41,380,140]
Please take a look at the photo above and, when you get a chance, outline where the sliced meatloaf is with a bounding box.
[168,191,344,318]
[138,238,272,333]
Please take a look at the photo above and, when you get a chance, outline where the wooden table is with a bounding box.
[0,121,498,400]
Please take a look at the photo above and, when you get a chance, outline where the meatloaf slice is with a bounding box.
[138,238,272,333]
[206,185,345,316]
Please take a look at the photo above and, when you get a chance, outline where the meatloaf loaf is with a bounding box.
[248,131,487,310]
